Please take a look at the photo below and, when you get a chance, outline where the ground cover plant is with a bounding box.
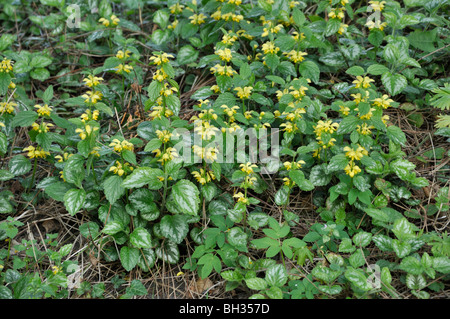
[0,0,449,299]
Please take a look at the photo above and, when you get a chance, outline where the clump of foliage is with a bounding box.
[0,0,449,299]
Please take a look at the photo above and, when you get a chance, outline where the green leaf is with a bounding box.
[352,232,372,247]
[127,280,148,296]
[30,68,50,81]
[349,249,365,268]
[265,264,288,287]
[63,154,85,187]
[392,239,411,258]
[309,164,331,186]
[245,278,268,290]
[381,72,407,96]
[153,9,170,29]
[312,265,341,284]
[177,45,199,65]
[400,256,424,275]
[122,167,163,189]
[344,267,372,291]
[102,221,124,235]
[298,61,320,84]
[0,73,11,95]
[120,246,140,272]
[386,126,407,146]
[12,111,39,128]
[63,188,86,216]
[367,64,389,76]
[159,215,190,244]
[274,185,289,205]
[9,155,31,176]
[390,159,415,180]
[432,257,450,274]
[346,66,365,76]
[171,179,200,216]
[30,56,52,68]
[327,154,348,172]
[336,115,360,134]
[102,175,125,205]
[129,189,156,213]
[227,227,248,252]
[155,240,180,264]
[130,227,153,249]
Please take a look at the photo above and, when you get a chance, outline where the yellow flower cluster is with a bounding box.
[99,14,120,27]
[0,57,14,73]
[23,145,50,159]
[34,104,52,117]
[156,129,172,143]
[109,138,134,153]
[149,52,174,66]
[109,160,134,176]
[152,147,178,163]
[191,168,216,185]
[83,75,103,88]
[76,125,99,140]
[189,13,207,25]
[0,101,17,114]
[343,145,368,178]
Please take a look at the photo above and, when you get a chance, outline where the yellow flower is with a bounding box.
[221,105,240,117]
[83,75,103,88]
[209,64,237,76]
[31,122,53,133]
[365,20,387,31]
[23,145,50,159]
[158,147,178,163]
[99,17,110,27]
[169,3,185,14]
[194,121,219,140]
[116,50,131,60]
[261,41,280,55]
[149,105,173,120]
[221,33,238,45]
[0,57,14,73]
[369,1,386,12]
[215,48,233,62]
[344,145,368,161]
[344,160,362,178]
[33,104,52,117]
[283,160,306,170]
[115,64,133,74]
[90,147,101,157]
[156,129,172,143]
[234,86,253,99]
[339,105,350,116]
[284,50,308,63]
[372,94,394,109]
[109,139,134,152]
[81,90,103,104]
[353,76,375,89]
[292,31,305,41]
[233,192,249,204]
[189,13,207,25]
[110,15,120,26]
[356,123,374,135]
[192,168,215,185]
[240,162,257,175]
[168,19,179,29]
[76,125,98,140]
[351,91,369,104]
[80,109,100,122]
[280,122,298,133]
[358,107,376,120]
[283,177,295,187]
[0,101,17,114]
[328,8,345,20]
[314,120,339,135]
[149,52,174,65]
[109,161,125,176]
[51,265,62,275]
[338,23,348,35]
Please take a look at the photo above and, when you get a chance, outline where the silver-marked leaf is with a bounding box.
[171,179,200,216]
